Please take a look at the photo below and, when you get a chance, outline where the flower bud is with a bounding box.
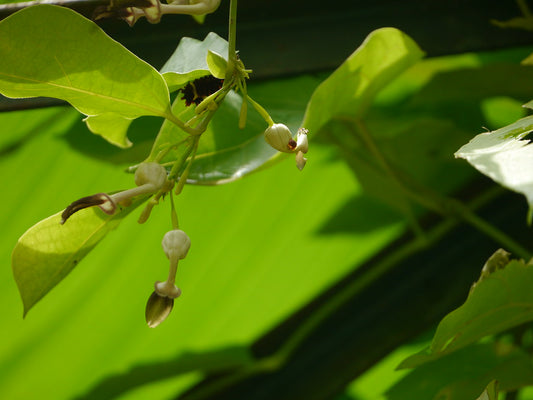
[134,162,167,190]
[295,151,307,171]
[295,128,309,153]
[145,291,174,328]
[162,229,191,260]
[264,123,294,153]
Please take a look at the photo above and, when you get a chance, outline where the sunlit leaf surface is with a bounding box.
[455,115,533,218]
[0,103,402,399]
[12,197,147,316]
[0,5,170,147]
[161,32,229,91]
[303,27,424,134]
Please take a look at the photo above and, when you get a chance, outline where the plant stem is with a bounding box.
[168,139,195,181]
[247,95,274,126]
[225,0,238,83]
[175,135,200,195]
[170,191,179,230]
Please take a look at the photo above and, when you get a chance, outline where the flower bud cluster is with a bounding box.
[264,123,309,170]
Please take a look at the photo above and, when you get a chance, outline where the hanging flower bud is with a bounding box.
[145,291,174,328]
[145,229,191,328]
[162,229,191,261]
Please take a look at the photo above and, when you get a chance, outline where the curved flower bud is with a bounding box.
[162,229,191,261]
[61,162,168,224]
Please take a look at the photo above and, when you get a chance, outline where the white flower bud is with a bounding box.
[264,123,295,153]
[296,151,307,171]
[162,229,191,260]
[134,162,167,190]
[295,128,309,153]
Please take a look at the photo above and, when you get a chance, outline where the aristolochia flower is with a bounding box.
[263,124,309,170]
[145,229,191,328]
[60,162,167,224]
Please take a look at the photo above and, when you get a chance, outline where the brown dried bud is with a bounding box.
[60,193,115,224]
[145,291,174,328]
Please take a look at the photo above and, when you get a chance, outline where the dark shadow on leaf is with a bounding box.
[317,194,403,235]
[61,116,162,166]
[73,346,252,400]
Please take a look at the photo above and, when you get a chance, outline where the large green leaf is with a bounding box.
[12,196,148,316]
[302,27,424,134]
[300,28,423,221]
[388,343,533,400]
[0,102,397,400]
[0,5,171,147]
[400,260,533,368]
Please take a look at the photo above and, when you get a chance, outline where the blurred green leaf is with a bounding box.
[400,260,533,368]
[0,5,170,147]
[388,343,533,400]
[161,32,229,91]
[303,27,424,134]
[476,380,498,400]
[0,99,384,400]
[12,196,147,316]
[78,345,253,400]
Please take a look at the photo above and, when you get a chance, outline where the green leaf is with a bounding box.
[84,114,134,148]
[302,27,424,134]
[161,32,229,91]
[207,50,228,79]
[0,102,388,399]
[0,5,170,147]
[400,260,533,368]
[455,115,533,219]
[12,196,148,316]
[388,343,533,400]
